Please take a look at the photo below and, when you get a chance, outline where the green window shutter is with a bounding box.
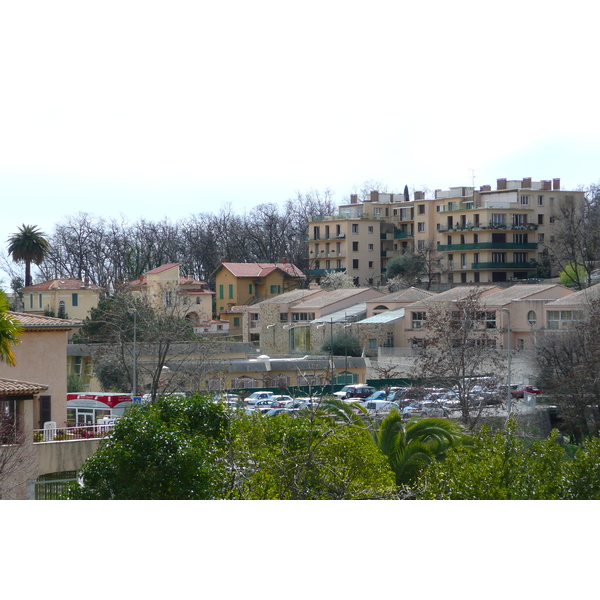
[72,293,78,306]
[229,284,234,299]
[219,285,224,299]
[249,283,253,294]
[233,317,240,327]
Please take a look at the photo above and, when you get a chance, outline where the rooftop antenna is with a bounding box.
[469,168,476,189]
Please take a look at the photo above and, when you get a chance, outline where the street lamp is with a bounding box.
[128,307,137,400]
[501,308,512,415]
[344,323,352,384]
[316,319,334,393]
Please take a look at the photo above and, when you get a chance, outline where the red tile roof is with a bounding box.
[21,278,102,292]
[214,262,305,279]
[0,378,48,396]
[9,312,82,329]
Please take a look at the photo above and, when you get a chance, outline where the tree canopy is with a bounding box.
[6,224,50,287]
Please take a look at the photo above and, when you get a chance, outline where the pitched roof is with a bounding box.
[255,288,325,306]
[293,287,382,310]
[0,378,48,396]
[545,283,600,306]
[145,263,181,274]
[9,312,82,329]
[371,287,437,304]
[481,283,571,305]
[213,262,305,279]
[21,278,102,292]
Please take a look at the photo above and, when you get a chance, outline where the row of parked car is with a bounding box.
[212,381,542,419]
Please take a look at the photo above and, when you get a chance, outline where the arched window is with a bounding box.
[527,310,537,325]
[58,301,66,318]
[372,305,389,315]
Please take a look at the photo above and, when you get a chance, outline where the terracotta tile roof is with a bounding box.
[21,278,102,292]
[374,287,437,303]
[9,312,82,329]
[145,263,181,274]
[214,262,305,279]
[0,378,48,396]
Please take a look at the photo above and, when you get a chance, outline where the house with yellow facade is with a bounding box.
[19,278,102,322]
[128,263,214,329]
[211,260,305,324]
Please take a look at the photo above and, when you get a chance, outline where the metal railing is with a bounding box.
[33,423,116,443]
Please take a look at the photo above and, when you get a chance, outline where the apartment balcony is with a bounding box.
[437,223,538,233]
[471,261,538,270]
[438,242,538,252]
[309,268,347,277]
[33,423,116,443]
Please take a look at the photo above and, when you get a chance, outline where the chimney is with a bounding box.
[414,191,424,200]
[497,178,507,190]
[522,177,532,189]
[480,185,491,192]
[370,190,379,202]
[350,194,358,204]
[541,180,552,191]
[553,178,561,190]
[281,257,288,264]
[220,257,228,263]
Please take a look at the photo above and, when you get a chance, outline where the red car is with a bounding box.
[511,385,541,398]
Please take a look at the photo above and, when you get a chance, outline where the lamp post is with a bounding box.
[128,307,137,400]
[501,308,512,415]
[344,323,352,384]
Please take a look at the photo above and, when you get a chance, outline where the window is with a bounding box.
[538,233,545,243]
[549,216,555,224]
[289,325,310,353]
[313,226,320,240]
[248,283,253,294]
[492,253,506,263]
[491,214,506,225]
[521,195,530,205]
[228,284,234,299]
[291,312,315,321]
[460,234,465,244]
[368,226,374,233]
[513,252,527,263]
[384,332,394,347]
[29,294,33,309]
[417,222,425,232]
[270,285,281,294]
[233,316,240,327]
[418,204,425,214]
[58,301,66,318]
[473,253,479,264]
[538,195,544,206]
[368,243,374,251]
[352,259,359,269]
[72,293,78,307]
[417,240,425,250]
[461,254,467,267]
[513,214,526,226]
[538,214,544,225]
[527,310,537,325]
[368,338,377,349]
[368,261,373,268]
[352,224,359,234]
[279,313,288,322]
[352,241,359,251]
[513,233,528,243]
[219,285,224,300]
[547,310,583,330]
[412,311,426,329]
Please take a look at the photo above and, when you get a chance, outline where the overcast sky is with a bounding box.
[1,0,599,286]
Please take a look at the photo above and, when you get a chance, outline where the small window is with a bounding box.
[352,224,359,234]
[228,284,234,299]
[417,222,425,232]
[527,310,537,325]
[248,283,253,294]
[233,316,240,327]
[521,195,530,205]
[538,214,544,225]
[538,195,544,206]
[352,241,359,251]
[72,293,78,307]
[352,259,359,269]
[219,285,224,300]
[418,204,425,214]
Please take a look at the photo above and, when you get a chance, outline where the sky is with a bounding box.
[1,0,599,286]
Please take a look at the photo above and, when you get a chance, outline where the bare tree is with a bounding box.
[534,297,600,442]
[414,289,505,429]
[547,185,600,289]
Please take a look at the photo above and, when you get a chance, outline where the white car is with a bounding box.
[245,391,275,405]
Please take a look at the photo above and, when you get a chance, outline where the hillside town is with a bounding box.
[2,176,600,500]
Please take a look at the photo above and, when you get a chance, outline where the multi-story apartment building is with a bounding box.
[308,191,414,287]
[308,178,585,286]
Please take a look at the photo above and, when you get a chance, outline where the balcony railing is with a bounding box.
[471,261,538,270]
[438,242,538,252]
[309,268,347,277]
[33,423,116,443]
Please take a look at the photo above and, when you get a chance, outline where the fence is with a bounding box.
[33,423,116,443]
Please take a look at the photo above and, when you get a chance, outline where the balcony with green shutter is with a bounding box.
[471,261,537,270]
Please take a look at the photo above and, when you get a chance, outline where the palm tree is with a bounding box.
[372,410,463,487]
[0,291,22,366]
[6,224,50,287]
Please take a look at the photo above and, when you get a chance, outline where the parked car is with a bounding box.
[364,391,389,402]
[245,391,275,405]
[512,385,541,398]
[365,400,400,417]
[333,385,378,401]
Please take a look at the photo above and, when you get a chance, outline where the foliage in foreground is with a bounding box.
[415,418,600,500]
[66,396,229,499]
[66,395,397,500]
